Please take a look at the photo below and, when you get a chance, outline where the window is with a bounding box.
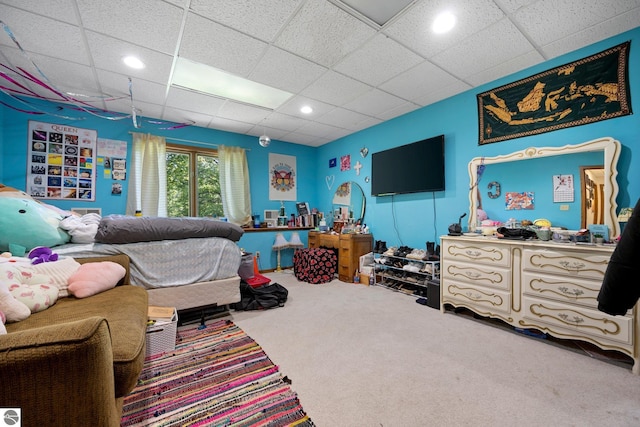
[166,144,223,217]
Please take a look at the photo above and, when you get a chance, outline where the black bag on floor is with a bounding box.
[236,281,288,310]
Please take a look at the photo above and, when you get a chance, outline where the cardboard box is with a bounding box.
[146,307,178,357]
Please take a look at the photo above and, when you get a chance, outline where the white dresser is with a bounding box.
[440,235,639,374]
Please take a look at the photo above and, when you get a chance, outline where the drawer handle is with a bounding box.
[465,250,482,257]
[558,313,584,324]
[464,291,482,300]
[559,261,586,271]
[465,271,481,279]
[557,287,584,297]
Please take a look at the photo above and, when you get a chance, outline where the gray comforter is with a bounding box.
[94,215,244,244]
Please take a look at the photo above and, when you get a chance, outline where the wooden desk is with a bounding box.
[308,231,373,282]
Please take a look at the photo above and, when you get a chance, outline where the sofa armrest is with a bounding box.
[0,317,122,427]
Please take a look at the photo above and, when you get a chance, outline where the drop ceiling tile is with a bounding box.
[513,0,640,47]
[465,50,544,87]
[412,80,472,107]
[300,71,372,106]
[276,95,334,119]
[281,131,329,147]
[165,87,226,117]
[342,89,408,118]
[0,49,100,98]
[375,102,421,121]
[541,8,640,59]
[334,34,424,87]
[246,124,290,140]
[315,107,372,130]
[1,0,78,24]
[384,0,505,58]
[216,100,272,124]
[262,112,309,132]
[76,0,183,55]
[179,12,268,76]
[189,0,301,42]
[295,121,346,138]
[275,0,376,67]
[104,98,164,124]
[96,70,167,105]
[0,6,90,65]
[492,0,538,14]
[162,107,213,128]
[247,46,328,93]
[351,116,382,132]
[379,60,463,102]
[207,116,255,134]
[431,18,534,80]
[86,32,174,85]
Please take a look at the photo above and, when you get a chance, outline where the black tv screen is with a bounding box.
[371,135,445,196]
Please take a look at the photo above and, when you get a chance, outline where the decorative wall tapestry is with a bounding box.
[478,41,631,145]
[269,153,297,201]
[27,120,97,200]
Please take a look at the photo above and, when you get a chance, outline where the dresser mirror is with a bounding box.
[467,137,621,238]
[332,181,366,224]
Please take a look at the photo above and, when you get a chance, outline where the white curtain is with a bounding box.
[219,145,252,226]
[126,133,167,217]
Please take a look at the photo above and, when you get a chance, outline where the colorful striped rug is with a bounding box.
[121,319,315,427]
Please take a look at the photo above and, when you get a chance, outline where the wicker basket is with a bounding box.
[145,308,178,357]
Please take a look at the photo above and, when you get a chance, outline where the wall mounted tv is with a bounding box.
[371,135,445,196]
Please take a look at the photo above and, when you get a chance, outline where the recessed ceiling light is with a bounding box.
[123,56,145,69]
[432,11,456,34]
[300,106,313,114]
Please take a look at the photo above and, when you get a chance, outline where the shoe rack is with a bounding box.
[372,253,440,297]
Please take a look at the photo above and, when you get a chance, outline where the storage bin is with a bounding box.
[145,308,178,357]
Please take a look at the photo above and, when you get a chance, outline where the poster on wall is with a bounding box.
[269,153,297,201]
[27,121,97,200]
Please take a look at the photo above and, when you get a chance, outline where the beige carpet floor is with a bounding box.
[223,271,640,427]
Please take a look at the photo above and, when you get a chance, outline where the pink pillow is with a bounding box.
[67,262,125,298]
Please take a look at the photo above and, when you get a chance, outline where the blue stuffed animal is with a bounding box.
[0,185,70,253]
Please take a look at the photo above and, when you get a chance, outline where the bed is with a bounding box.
[54,215,245,310]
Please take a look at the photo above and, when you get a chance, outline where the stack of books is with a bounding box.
[147,306,176,326]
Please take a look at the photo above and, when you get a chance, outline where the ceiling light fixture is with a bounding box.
[122,56,145,69]
[172,57,293,110]
[300,105,313,114]
[432,11,456,34]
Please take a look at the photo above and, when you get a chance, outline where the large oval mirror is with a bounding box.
[332,181,366,225]
[467,137,621,239]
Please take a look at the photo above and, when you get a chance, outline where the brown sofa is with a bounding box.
[0,255,148,427]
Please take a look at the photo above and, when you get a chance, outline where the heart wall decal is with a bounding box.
[326,175,335,190]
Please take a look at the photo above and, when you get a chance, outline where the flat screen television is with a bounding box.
[371,135,445,196]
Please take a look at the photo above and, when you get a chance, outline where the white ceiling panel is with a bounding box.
[247,46,328,93]
[189,0,302,43]
[275,0,377,67]
[179,13,268,77]
[0,0,637,146]
[334,34,424,87]
[76,0,183,55]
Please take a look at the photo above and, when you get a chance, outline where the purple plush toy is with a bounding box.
[28,246,59,265]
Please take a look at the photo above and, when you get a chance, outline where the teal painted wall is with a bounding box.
[1,26,639,269]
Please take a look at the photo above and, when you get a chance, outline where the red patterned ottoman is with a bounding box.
[293,248,337,284]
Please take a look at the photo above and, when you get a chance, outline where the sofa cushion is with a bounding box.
[5,284,148,397]
[67,261,125,298]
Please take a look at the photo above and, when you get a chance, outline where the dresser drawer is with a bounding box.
[443,242,511,267]
[522,272,600,309]
[442,280,511,314]
[523,249,609,281]
[442,261,511,291]
[522,296,633,346]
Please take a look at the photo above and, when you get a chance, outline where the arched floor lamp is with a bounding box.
[272,232,289,273]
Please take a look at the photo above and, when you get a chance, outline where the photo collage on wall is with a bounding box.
[27,120,97,200]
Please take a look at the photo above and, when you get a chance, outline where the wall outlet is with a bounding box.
[560,205,569,211]
[256,251,260,258]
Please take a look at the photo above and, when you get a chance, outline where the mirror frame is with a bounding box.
[332,181,366,224]
[467,136,621,238]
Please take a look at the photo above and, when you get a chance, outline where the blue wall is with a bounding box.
[1,26,639,269]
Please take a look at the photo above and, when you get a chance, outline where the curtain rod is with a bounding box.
[128,132,251,150]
